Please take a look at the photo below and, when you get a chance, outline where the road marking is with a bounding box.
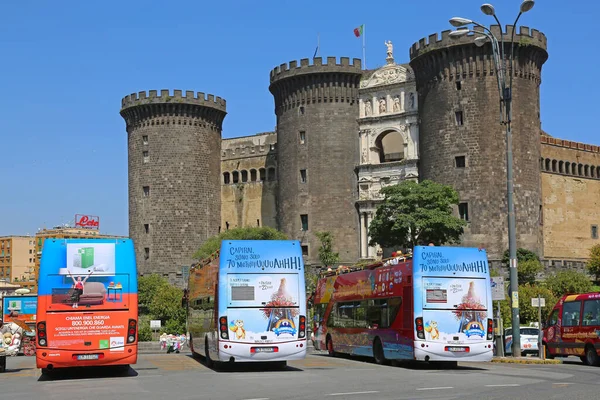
[329,391,380,396]
[416,387,454,391]
[485,384,521,387]
[242,398,269,400]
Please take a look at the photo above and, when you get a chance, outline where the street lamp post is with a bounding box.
[449,0,536,358]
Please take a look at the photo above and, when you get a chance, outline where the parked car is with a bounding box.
[504,326,540,356]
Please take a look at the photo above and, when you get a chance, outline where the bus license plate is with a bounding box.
[447,347,468,352]
[253,347,275,353]
[77,354,100,360]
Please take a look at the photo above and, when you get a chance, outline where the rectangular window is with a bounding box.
[455,156,466,168]
[456,81,462,90]
[300,106,305,115]
[144,224,149,234]
[458,203,469,221]
[142,135,148,145]
[300,169,307,183]
[592,225,598,239]
[143,151,149,163]
[144,247,150,260]
[301,214,308,231]
[562,301,581,327]
[301,245,308,256]
[29,249,33,254]
[583,299,600,326]
[143,186,150,197]
[455,111,464,126]
[299,131,306,144]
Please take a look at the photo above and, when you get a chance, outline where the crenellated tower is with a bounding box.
[269,57,363,263]
[409,26,548,260]
[120,90,226,283]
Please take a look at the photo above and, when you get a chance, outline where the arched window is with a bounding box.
[375,130,405,163]
[232,171,239,183]
[267,167,276,181]
[223,172,230,184]
[540,158,544,170]
[250,169,257,181]
[584,165,590,177]
[591,166,596,178]
[558,161,564,174]
[545,159,551,171]
[551,159,557,172]
[578,164,583,176]
[259,168,266,181]
[241,170,248,182]
[565,162,571,175]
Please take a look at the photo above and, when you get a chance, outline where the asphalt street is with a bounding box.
[1,353,599,400]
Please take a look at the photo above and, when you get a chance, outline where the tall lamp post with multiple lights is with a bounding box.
[448,0,536,358]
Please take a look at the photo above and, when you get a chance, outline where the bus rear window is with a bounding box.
[231,286,255,301]
[227,273,299,308]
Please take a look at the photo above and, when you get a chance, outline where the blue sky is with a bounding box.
[1,0,597,237]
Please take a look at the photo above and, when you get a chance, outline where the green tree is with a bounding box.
[193,226,288,260]
[498,284,557,328]
[587,244,600,283]
[368,180,466,248]
[138,274,187,337]
[138,274,168,315]
[314,231,340,268]
[502,248,540,266]
[544,270,593,298]
[516,259,543,285]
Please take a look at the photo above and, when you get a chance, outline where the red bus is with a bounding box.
[36,239,138,374]
[543,292,600,365]
[313,246,493,365]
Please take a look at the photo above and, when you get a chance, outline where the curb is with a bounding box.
[491,357,561,364]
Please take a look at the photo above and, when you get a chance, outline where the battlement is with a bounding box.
[410,25,547,60]
[270,56,362,83]
[541,135,600,154]
[121,89,226,112]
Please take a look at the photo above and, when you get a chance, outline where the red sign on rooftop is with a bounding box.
[74,214,100,230]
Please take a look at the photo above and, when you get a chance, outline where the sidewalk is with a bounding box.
[491,356,561,364]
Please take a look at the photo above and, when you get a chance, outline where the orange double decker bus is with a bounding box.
[36,239,138,374]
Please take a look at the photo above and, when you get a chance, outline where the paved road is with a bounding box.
[1,353,599,400]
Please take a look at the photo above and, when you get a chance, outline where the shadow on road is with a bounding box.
[186,354,303,373]
[38,365,138,381]
[312,352,487,371]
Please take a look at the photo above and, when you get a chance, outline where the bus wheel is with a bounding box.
[205,338,214,368]
[585,345,599,366]
[373,338,386,365]
[0,357,6,373]
[326,336,336,357]
[543,343,554,360]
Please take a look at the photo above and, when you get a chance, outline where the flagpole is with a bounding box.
[362,24,366,70]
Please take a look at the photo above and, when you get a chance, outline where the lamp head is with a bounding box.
[449,17,473,27]
[474,36,489,47]
[449,29,470,39]
[480,3,496,16]
[520,0,535,12]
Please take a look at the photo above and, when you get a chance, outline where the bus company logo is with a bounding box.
[109,336,125,351]
[463,321,485,338]
[273,319,297,337]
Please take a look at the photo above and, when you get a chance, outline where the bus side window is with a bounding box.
[561,301,582,327]
[547,309,558,326]
[583,300,600,326]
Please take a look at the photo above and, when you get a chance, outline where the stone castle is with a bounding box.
[120,25,600,284]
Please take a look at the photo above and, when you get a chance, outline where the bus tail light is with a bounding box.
[298,315,306,339]
[219,316,229,340]
[486,318,493,340]
[37,321,47,347]
[415,317,425,340]
[127,319,137,343]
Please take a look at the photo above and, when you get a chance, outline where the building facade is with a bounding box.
[0,236,36,291]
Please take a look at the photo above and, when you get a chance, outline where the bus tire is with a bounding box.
[205,338,214,368]
[373,338,386,365]
[543,343,553,359]
[585,345,599,366]
[0,357,6,373]
[326,335,336,357]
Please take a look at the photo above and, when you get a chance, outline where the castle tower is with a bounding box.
[409,26,548,260]
[120,90,226,283]
[269,57,363,263]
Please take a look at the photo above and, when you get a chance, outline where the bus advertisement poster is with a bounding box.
[2,295,38,324]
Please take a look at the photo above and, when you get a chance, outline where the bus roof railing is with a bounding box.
[318,252,413,278]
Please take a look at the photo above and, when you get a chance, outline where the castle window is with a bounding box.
[143,151,149,163]
[259,168,266,181]
[592,225,599,240]
[241,170,248,183]
[585,165,590,177]
[559,161,564,174]
[300,169,307,183]
[144,247,150,260]
[578,164,583,176]
[143,186,150,197]
[552,160,557,172]
[591,167,596,178]
[565,162,570,174]
[257,219,260,227]
[232,171,239,183]
[458,203,469,222]
[144,224,149,234]
[300,106,305,115]
[455,156,466,168]
[267,167,276,181]
[250,169,257,181]
[300,214,309,231]
[226,221,229,230]
[455,111,464,126]
[376,131,404,163]
[223,172,230,184]
[456,81,462,90]
[301,245,309,256]
[299,131,306,144]
[545,159,551,171]
[142,135,148,145]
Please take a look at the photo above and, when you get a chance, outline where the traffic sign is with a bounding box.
[490,277,506,301]
[531,297,546,307]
